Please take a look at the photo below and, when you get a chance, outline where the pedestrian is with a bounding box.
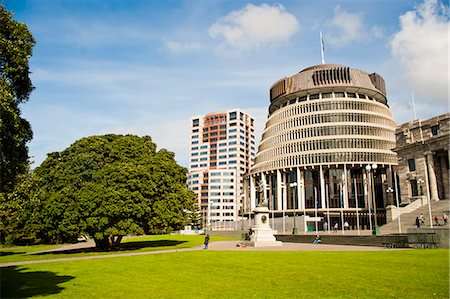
[344,221,350,230]
[323,221,328,232]
[419,213,425,226]
[334,222,338,232]
[313,234,321,244]
[434,215,439,226]
[203,234,210,250]
[415,216,420,228]
[444,213,448,225]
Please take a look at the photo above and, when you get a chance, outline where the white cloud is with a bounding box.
[371,25,384,39]
[389,0,449,103]
[161,39,202,54]
[327,6,364,46]
[208,3,299,52]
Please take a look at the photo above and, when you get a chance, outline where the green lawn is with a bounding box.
[1,249,449,298]
[0,235,233,263]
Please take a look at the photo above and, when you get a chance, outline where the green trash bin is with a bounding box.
[307,226,314,232]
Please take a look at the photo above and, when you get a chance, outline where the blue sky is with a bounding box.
[6,0,449,168]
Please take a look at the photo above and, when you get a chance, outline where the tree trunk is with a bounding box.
[94,235,123,250]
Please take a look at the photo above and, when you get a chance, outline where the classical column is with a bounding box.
[426,152,440,201]
[276,170,283,211]
[440,155,449,200]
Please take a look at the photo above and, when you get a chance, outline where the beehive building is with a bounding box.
[246,64,398,231]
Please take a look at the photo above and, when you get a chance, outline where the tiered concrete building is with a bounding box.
[187,109,256,229]
[246,64,398,231]
[395,113,449,204]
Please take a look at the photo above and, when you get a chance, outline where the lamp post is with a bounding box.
[290,182,298,235]
[365,164,379,235]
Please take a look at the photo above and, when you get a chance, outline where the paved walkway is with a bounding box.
[0,241,395,268]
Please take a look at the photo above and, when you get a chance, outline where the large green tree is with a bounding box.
[28,134,196,249]
[0,5,35,194]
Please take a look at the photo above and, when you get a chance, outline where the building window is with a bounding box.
[431,125,440,136]
[229,112,237,120]
[410,179,418,197]
[408,158,416,172]
[310,94,319,100]
[322,92,332,99]
[192,119,199,127]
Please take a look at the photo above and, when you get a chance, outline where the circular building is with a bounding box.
[247,64,398,232]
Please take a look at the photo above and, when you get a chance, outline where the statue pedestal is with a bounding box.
[242,207,282,247]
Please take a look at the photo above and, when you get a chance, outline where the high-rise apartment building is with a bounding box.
[187,109,256,229]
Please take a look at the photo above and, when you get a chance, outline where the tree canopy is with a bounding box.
[3,134,197,249]
[0,5,35,194]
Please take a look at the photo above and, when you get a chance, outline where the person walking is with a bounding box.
[203,234,210,250]
[415,216,420,228]
[434,215,439,226]
[419,213,425,226]
[443,213,448,225]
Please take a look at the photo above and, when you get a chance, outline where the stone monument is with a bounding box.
[241,205,282,247]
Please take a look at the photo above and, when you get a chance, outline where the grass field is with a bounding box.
[1,246,449,298]
[0,235,233,263]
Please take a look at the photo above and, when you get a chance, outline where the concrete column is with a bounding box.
[440,155,449,200]
[297,167,303,210]
[276,170,283,211]
[343,164,349,209]
[426,152,440,201]
[282,172,287,210]
[319,165,326,209]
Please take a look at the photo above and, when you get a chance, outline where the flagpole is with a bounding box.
[320,31,325,64]
[412,92,417,120]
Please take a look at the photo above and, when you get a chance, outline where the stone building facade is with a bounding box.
[394,113,449,204]
[245,64,398,232]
